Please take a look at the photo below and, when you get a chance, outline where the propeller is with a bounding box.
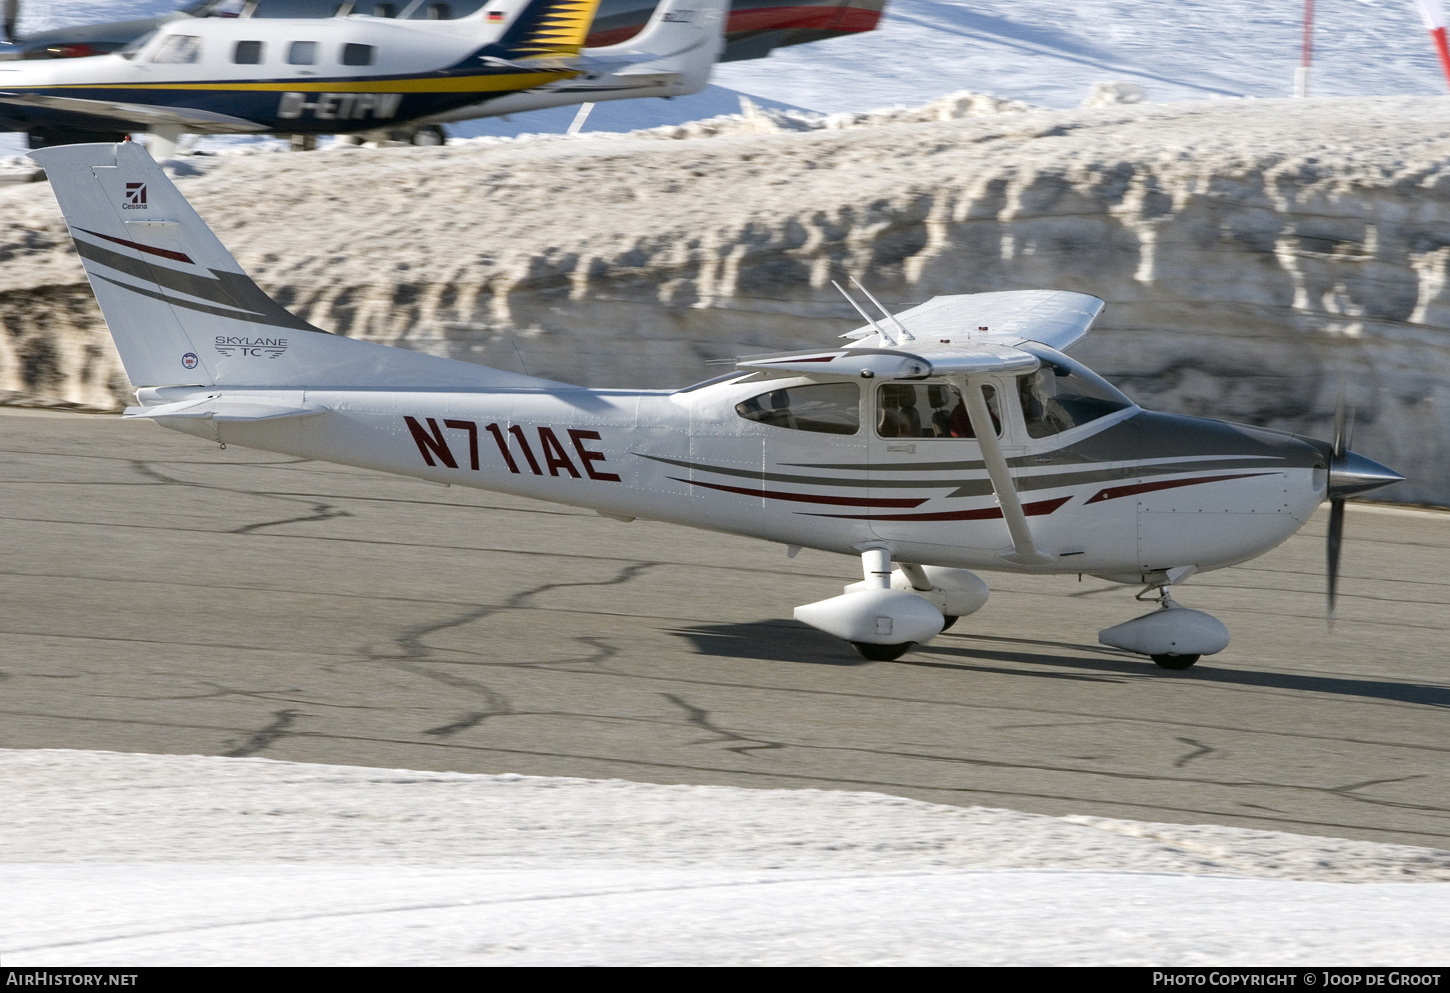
[1326,386,1351,622]
[1323,383,1404,624]
[3,0,17,45]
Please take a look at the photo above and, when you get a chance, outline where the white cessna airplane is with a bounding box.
[31,140,1403,667]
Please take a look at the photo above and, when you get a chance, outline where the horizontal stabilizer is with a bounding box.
[124,395,328,422]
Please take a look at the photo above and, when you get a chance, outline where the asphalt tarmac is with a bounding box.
[2,408,1447,848]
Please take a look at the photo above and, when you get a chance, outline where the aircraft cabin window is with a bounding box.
[149,35,203,64]
[1016,348,1133,439]
[736,384,860,435]
[233,40,264,64]
[287,41,319,65]
[876,383,999,439]
[373,2,398,15]
[428,3,451,17]
[342,43,375,65]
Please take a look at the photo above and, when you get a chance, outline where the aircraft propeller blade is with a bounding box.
[1327,494,1344,624]
[3,0,17,44]
[1326,385,1349,624]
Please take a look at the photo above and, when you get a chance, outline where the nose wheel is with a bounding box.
[1150,652,1200,670]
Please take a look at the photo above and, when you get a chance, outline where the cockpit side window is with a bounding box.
[736,383,860,435]
[149,35,203,63]
[876,382,999,439]
[1016,347,1133,439]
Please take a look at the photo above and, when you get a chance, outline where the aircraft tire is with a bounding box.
[940,615,959,631]
[1151,653,1200,670]
[851,641,915,662]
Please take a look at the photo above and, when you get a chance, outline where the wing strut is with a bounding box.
[961,378,1054,565]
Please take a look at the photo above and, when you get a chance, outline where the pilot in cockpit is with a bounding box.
[1018,369,1073,437]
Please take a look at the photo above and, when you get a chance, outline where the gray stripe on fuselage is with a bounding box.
[638,453,935,489]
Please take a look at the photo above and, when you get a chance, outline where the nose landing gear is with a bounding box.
[1099,583,1228,671]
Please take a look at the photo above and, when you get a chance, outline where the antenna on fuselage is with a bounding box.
[851,276,913,342]
[831,280,893,344]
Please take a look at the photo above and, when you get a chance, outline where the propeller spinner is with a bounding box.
[1324,391,1403,621]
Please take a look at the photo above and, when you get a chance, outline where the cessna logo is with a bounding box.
[215,335,287,358]
[277,91,402,121]
[122,182,147,209]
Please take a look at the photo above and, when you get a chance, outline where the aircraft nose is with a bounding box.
[1329,450,1404,499]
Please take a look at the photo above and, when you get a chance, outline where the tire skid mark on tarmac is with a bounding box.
[224,708,302,758]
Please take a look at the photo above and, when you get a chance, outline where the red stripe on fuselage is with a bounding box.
[674,477,926,508]
[811,495,1072,521]
[725,5,883,34]
[1083,472,1274,505]
[78,227,194,265]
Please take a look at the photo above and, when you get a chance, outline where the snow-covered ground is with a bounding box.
[3,750,1448,965]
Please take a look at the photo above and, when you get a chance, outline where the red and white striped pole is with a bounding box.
[1295,0,1315,96]
[1415,0,1450,90]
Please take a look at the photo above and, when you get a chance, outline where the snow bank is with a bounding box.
[4,95,1450,500]
[2,749,1448,965]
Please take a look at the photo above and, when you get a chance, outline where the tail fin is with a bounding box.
[581,0,728,95]
[28,140,550,391]
[493,0,605,59]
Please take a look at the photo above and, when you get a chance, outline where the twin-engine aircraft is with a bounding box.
[0,0,726,151]
[31,140,1403,667]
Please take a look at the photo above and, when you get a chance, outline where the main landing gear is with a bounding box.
[793,546,990,661]
[1098,583,1230,671]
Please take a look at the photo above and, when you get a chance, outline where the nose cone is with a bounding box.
[1329,450,1404,499]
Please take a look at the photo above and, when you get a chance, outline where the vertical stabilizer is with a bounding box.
[29,140,553,392]
[590,0,729,95]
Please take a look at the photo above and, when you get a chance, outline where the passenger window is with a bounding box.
[1016,348,1133,439]
[427,2,451,17]
[149,34,202,63]
[233,40,263,64]
[876,383,998,439]
[736,383,860,435]
[287,40,318,65]
[372,2,397,15]
[341,43,375,65]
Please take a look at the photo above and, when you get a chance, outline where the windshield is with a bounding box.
[1016,345,1133,439]
[118,29,159,59]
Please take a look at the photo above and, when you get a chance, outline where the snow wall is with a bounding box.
[3,94,1449,504]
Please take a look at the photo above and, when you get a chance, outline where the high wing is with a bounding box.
[839,289,1105,353]
[0,90,268,132]
[735,342,1037,378]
